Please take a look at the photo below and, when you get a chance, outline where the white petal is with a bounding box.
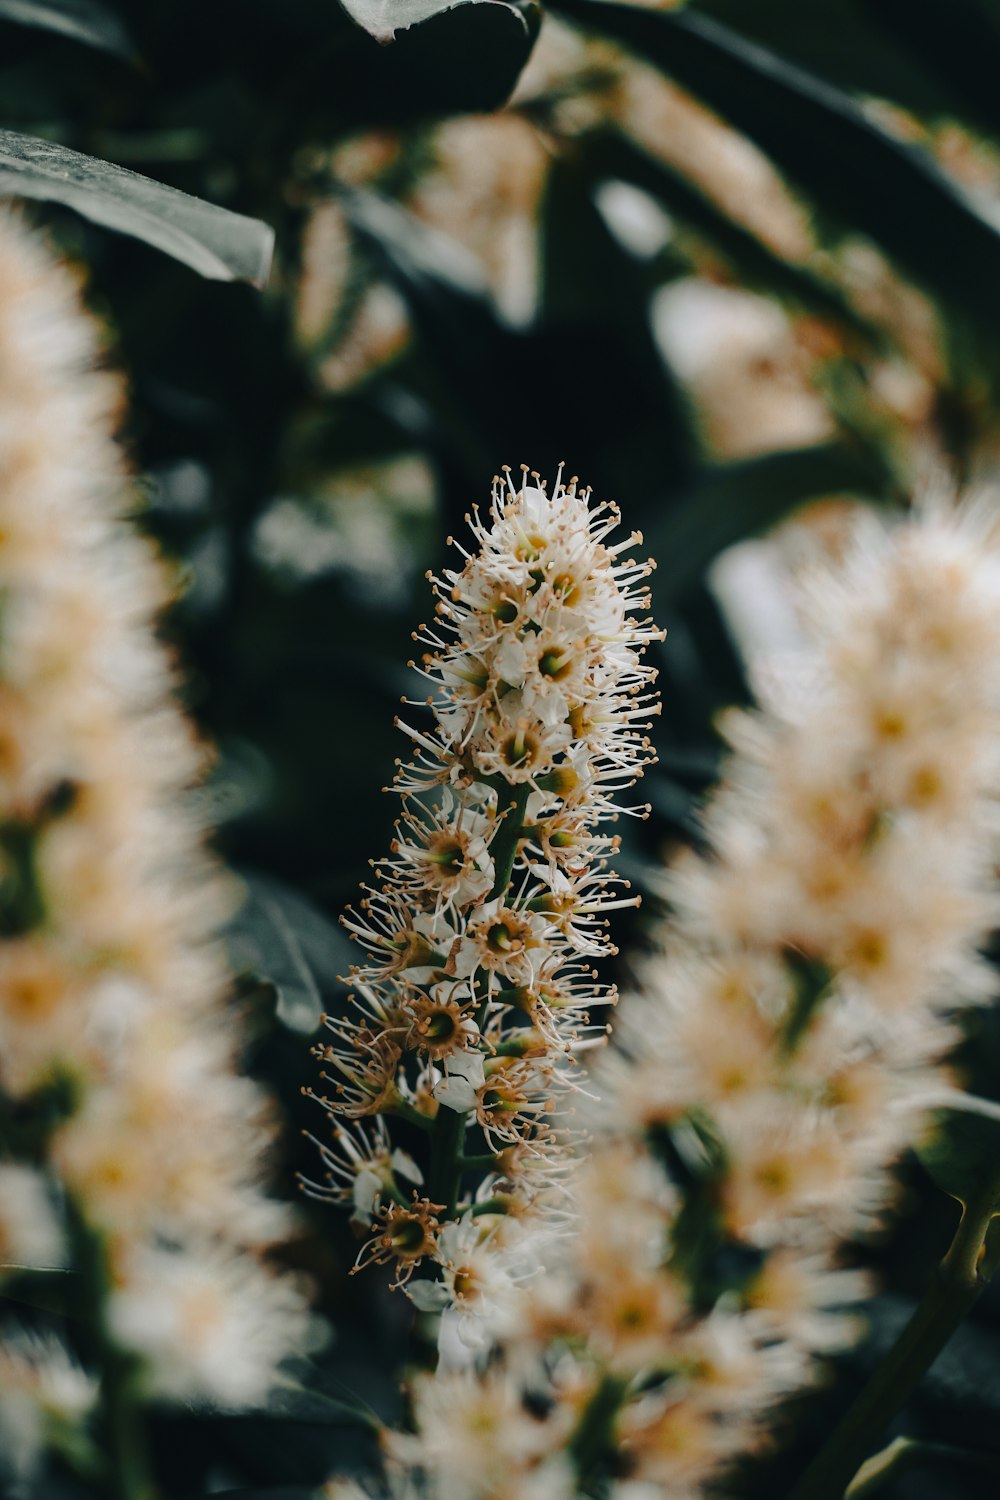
[434,1077,478,1113]
[390,1149,423,1186]
[447,1050,487,1086]
[494,636,529,684]
[351,1167,382,1218]
[406,1279,450,1312]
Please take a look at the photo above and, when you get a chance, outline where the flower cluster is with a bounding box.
[557,496,1000,1489]
[0,213,310,1480]
[333,494,1000,1500]
[304,466,661,1320]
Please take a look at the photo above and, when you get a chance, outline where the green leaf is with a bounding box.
[691,0,953,112]
[0,1266,79,1320]
[266,1376,381,1431]
[0,0,134,55]
[0,129,273,286]
[334,0,542,121]
[859,0,1000,142]
[226,870,349,1034]
[339,0,532,43]
[647,442,891,604]
[550,0,1000,329]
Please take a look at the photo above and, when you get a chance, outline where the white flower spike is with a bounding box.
[304,465,662,1316]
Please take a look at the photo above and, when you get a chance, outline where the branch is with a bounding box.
[787,1163,1000,1500]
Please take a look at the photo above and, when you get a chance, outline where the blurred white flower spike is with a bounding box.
[0,211,311,1482]
[303,464,662,1322]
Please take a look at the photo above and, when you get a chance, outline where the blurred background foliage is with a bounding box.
[7,0,1000,1495]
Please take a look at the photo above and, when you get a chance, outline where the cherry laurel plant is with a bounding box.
[0,213,311,1485]
[326,496,1000,1500]
[303,466,662,1326]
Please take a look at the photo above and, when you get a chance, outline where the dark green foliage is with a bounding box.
[0,0,134,57]
[552,0,1000,334]
[0,128,274,283]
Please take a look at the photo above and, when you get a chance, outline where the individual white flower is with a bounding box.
[433,1218,522,1340]
[301,1116,424,1222]
[450,901,546,984]
[388,1366,573,1500]
[108,1244,314,1407]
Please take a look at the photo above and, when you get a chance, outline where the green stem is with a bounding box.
[846,1436,1000,1499]
[458,1152,501,1170]
[486,783,533,905]
[407,1310,443,1376]
[386,1099,434,1132]
[427,1104,466,1218]
[456,1195,510,1218]
[71,1206,154,1500]
[787,1168,1000,1500]
[100,1345,153,1500]
[568,1371,628,1488]
[427,779,530,1213]
[414,780,530,1371]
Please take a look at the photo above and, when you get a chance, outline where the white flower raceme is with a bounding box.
[0,210,311,1476]
[304,466,661,1314]
[540,496,1000,1489]
[334,495,1000,1500]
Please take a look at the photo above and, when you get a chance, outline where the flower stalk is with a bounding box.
[74,1221,152,1500]
[427,779,530,1217]
[788,1166,1000,1500]
[846,1437,1000,1499]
